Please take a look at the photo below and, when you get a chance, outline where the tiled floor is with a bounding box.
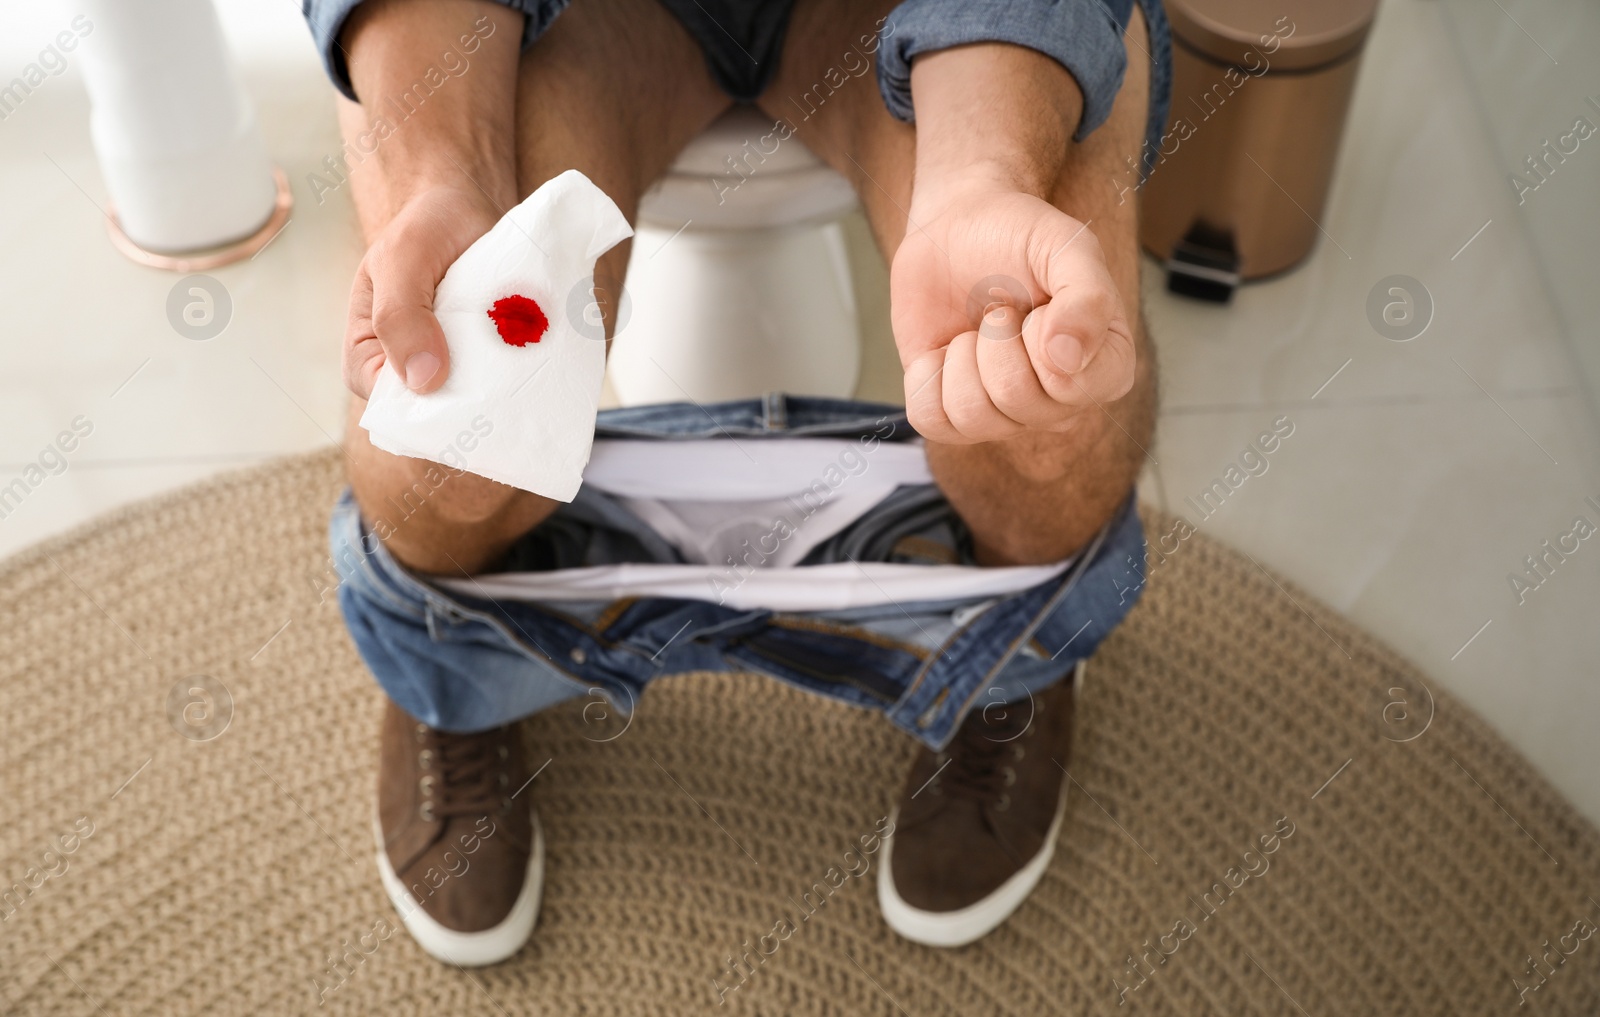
[0,53,361,553]
[1,0,1596,822]
[1137,0,1600,825]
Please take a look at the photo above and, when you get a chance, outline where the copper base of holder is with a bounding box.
[105,166,294,273]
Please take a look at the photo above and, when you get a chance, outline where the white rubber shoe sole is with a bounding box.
[372,811,544,967]
[877,785,1068,948]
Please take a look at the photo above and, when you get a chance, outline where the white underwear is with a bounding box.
[437,438,1072,611]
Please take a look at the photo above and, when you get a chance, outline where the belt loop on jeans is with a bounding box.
[762,392,787,432]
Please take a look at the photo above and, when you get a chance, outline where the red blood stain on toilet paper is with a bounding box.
[487,295,549,347]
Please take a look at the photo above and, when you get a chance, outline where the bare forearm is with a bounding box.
[900,44,1141,566]
[342,0,523,210]
[908,43,1085,205]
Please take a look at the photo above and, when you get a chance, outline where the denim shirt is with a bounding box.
[301,0,1156,147]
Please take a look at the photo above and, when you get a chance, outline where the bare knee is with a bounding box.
[355,462,553,574]
[360,464,522,528]
[342,400,554,573]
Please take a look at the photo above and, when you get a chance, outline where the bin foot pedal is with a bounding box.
[1165,224,1240,303]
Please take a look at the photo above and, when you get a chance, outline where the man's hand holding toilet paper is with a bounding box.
[336,1,636,504]
[337,0,521,407]
[343,185,501,401]
[353,169,633,503]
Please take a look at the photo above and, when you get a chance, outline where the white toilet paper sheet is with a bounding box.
[360,169,633,502]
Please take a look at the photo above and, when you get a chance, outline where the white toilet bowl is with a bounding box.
[610,106,862,405]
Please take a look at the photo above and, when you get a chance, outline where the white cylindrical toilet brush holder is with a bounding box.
[76,0,290,268]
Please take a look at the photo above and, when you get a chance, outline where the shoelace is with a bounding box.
[419,726,510,819]
[934,700,1032,802]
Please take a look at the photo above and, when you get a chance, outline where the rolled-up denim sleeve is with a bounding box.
[301,0,569,102]
[876,0,1131,141]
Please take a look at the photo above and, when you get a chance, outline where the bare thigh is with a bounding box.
[758,2,1157,565]
[337,0,731,574]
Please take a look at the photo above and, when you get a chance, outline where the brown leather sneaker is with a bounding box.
[878,661,1083,947]
[373,701,543,966]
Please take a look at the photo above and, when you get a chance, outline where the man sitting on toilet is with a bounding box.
[307,0,1171,965]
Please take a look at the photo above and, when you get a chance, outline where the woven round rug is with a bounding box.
[2,449,1598,1016]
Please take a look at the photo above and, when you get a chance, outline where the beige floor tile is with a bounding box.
[1153,394,1600,819]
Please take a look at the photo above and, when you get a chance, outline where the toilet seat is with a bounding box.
[612,106,864,405]
[637,107,859,230]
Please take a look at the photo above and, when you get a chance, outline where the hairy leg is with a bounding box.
[759,2,1156,566]
[337,0,731,574]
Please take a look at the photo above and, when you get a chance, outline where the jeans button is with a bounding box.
[569,647,587,665]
